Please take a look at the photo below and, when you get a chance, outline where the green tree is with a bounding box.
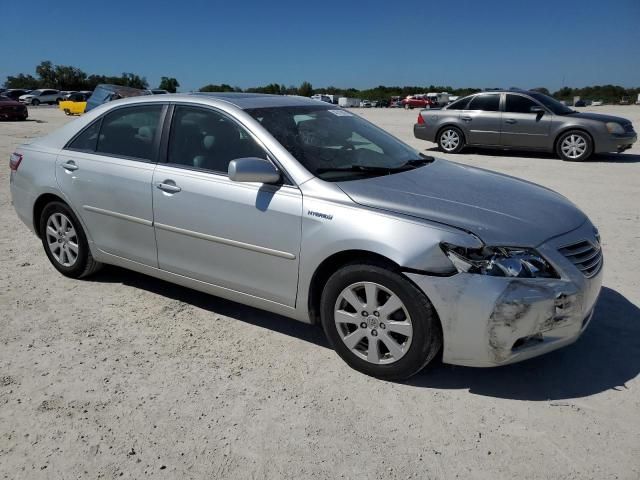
[35,61,56,87]
[4,73,39,89]
[159,77,180,93]
[298,81,313,97]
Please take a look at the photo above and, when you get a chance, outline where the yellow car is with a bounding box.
[58,92,90,115]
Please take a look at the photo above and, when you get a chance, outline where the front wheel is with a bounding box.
[40,202,102,278]
[320,263,442,380]
[438,126,465,153]
[31,99,40,106]
[556,130,593,161]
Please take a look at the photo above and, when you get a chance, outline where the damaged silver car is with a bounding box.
[10,93,603,380]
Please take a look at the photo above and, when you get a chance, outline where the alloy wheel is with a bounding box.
[334,281,413,365]
[440,129,460,151]
[45,212,79,267]
[561,134,587,159]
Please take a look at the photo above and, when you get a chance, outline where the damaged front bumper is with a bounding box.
[407,223,603,367]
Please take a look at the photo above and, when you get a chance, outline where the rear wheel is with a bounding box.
[556,130,593,161]
[438,126,465,153]
[320,263,441,380]
[40,202,102,278]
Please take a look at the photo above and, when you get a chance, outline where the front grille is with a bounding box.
[558,240,603,278]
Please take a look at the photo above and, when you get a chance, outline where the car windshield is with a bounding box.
[529,92,574,115]
[245,105,431,181]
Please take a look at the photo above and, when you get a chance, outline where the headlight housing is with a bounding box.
[441,243,558,278]
[606,122,625,134]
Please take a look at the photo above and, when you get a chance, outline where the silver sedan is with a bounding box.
[10,93,603,379]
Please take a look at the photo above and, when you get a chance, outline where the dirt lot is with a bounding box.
[1,105,639,479]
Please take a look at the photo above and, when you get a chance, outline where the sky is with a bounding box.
[1,0,638,92]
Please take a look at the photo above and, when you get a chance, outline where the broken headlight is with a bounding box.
[441,243,558,278]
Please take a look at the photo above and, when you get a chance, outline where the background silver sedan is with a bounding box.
[414,89,637,161]
[10,93,602,379]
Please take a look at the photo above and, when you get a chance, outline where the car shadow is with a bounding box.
[89,266,330,349]
[89,268,638,400]
[425,146,640,163]
[407,287,640,400]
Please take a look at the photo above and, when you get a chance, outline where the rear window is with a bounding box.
[95,105,163,160]
[446,97,471,110]
[467,94,501,112]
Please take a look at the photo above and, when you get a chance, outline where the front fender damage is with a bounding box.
[488,280,582,363]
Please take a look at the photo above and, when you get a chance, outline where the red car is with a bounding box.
[0,95,28,121]
[401,95,433,109]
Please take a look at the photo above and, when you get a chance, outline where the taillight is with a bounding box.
[417,114,425,125]
[9,152,23,171]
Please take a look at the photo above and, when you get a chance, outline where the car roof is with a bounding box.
[189,92,322,109]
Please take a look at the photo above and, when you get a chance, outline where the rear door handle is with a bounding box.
[156,181,181,193]
[504,118,517,124]
[461,116,472,122]
[61,161,78,171]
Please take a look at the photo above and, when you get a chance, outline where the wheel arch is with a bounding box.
[306,249,443,333]
[436,123,466,144]
[553,126,595,154]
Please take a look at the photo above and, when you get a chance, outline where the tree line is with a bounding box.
[4,61,638,104]
[4,61,180,93]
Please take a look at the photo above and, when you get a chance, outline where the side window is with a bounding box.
[167,105,267,174]
[447,97,471,110]
[505,94,539,113]
[96,105,163,161]
[467,94,501,112]
[67,119,102,152]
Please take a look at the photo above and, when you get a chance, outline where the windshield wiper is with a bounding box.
[317,156,435,175]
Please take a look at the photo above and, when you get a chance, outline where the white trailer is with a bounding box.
[426,92,450,106]
[338,97,361,108]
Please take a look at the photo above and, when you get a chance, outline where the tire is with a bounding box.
[31,99,40,106]
[437,126,465,153]
[320,262,442,380]
[556,130,593,161]
[39,201,102,278]
[56,98,62,104]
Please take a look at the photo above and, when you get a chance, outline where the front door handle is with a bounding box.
[156,181,182,193]
[461,116,472,122]
[504,118,517,124]
[61,161,78,171]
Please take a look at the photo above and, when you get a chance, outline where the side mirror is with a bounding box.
[228,157,281,184]
[530,106,545,114]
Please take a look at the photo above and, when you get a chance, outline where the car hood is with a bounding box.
[336,159,587,247]
[565,111,631,124]
[0,99,24,106]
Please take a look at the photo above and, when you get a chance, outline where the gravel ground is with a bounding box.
[1,105,639,479]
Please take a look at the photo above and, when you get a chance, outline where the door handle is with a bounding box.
[61,161,78,171]
[461,116,472,122]
[156,182,181,193]
[504,118,517,124]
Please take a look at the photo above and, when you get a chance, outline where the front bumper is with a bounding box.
[594,132,637,153]
[407,221,603,367]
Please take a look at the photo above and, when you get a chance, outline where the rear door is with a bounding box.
[501,94,552,148]
[460,93,502,145]
[56,103,166,266]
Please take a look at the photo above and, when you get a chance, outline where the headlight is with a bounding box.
[441,243,558,278]
[606,122,625,134]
